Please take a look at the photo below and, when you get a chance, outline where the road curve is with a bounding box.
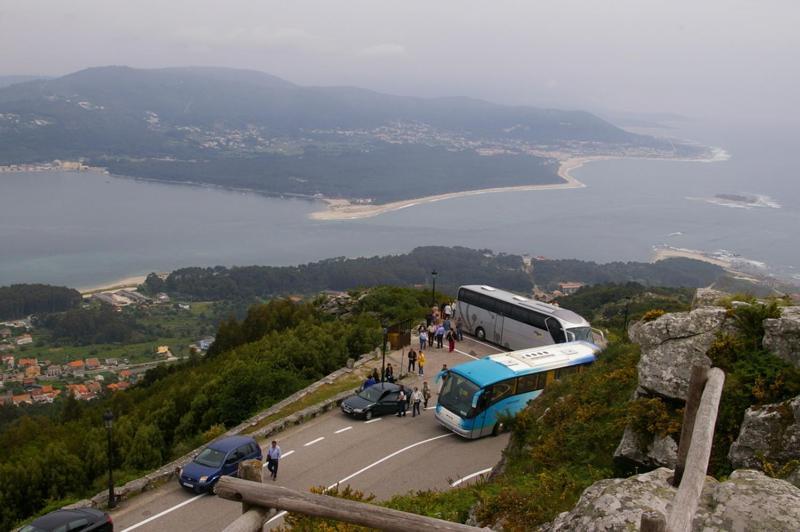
[111,337,507,531]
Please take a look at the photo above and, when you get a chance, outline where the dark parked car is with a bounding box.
[20,508,112,532]
[340,382,405,420]
[178,435,262,493]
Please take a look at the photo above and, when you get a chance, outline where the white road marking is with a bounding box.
[463,336,505,352]
[364,417,382,424]
[266,510,288,525]
[263,449,295,467]
[335,426,353,434]
[454,348,478,360]
[450,467,494,487]
[120,493,206,532]
[425,406,436,410]
[328,433,453,489]
[304,436,325,447]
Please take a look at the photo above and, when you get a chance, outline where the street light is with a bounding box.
[431,269,438,308]
[380,326,388,382]
[103,410,116,509]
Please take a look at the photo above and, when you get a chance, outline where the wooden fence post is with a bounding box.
[640,510,666,532]
[672,365,708,487]
[221,459,272,532]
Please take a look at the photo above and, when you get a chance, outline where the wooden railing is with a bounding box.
[217,461,489,531]
[639,366,725,532]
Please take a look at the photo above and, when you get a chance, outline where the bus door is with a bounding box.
[493,314,504,344]
[470,389,488,439]
[546,317,566,344]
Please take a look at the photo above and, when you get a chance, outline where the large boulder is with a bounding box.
[763,306,800,368]
[691,287,728,309]
[629,307,732,400]
[539,468,800,531]
[729,395,800,470]
[614,426,678,469]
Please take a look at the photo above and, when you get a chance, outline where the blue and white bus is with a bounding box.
[434,341,600,439]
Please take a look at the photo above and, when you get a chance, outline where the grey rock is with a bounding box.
[786,466,800,488]
[692,288,728,309]
[538,468,800,531]
[763,306,800,367]
[62,499,93,509]
[729,395,800,469]
[614,426,678,469]
[629,307,732,400]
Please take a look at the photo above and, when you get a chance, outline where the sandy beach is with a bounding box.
[78,274,149,295]
[308,157,593,221]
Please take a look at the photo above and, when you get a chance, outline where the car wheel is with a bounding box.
[475,327,486,341]
[491,422,504,436]
[364,410,373,421]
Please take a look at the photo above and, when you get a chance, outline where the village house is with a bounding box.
[31,385,60,403]
[118,369,133,381]
[0,328,11,338]
[67,383,95,400]
[18,357,38,368]
[156,345,172,357]
[86,381,102,394]
[12,393,32,406]
[24,365,41,378]
[107,381,130,392]
[2,355,14,368]
[557,281,586,295]
[105,358,119,366]
[85,358,101,370]
[45,364,62,377]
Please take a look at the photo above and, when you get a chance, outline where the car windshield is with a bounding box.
[194,447,226,468]
[438,373,480,418]
[358,386,386,402]
[567,327,593,342]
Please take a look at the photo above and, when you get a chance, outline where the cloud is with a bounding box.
[358,43,406,57]
[175,26,323,52]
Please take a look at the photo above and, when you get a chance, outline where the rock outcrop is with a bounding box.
[629,306,732,400]
[729,394,800,470]
[539,468,800,531]
[763,306,800,367]
[613,426,678,469]
[691,287,727,309]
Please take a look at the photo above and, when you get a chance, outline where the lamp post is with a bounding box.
[103,410,116,509]
[380,326,388,382]
[431,269,438,308]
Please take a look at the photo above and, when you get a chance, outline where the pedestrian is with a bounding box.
[447,329,455,352]
[412,387,422,417]
[443,317,451,332]
[426,312,434,326]
[384,363,395,383]
[418,350,425,376]
[455,317,464,341]
[370,368,380,383]
[444,302,452,319]
[419,329,428,350]
[363,375,376,389]
[436,324,445,349]
[396,385,407,417]
[422,381,432,408]
[407,348,417,373]
[427,322,436,347]
[266,440,281,481]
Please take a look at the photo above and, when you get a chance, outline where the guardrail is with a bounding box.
[216,471,491,532]
[639,366,725,532]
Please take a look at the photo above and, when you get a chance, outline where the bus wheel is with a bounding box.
[492,422,504,436]
[475,327,486,341]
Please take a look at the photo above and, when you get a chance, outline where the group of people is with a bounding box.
[396,382,432,417]
[419,303,464,353]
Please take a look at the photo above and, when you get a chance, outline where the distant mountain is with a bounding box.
[0,75,50,88]
[0,66,696,202]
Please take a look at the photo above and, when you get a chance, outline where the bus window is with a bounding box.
[486,379,516,406]
[546,317,566,343]
[517,373,546,394]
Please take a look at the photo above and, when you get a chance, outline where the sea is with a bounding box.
[1,118,798,290]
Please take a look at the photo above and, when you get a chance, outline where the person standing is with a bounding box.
[363,375,376,389]
[419,328,428,350]
[418,351,425,376]
[396,385,407,417]
[266,440,281,481]
[411,387,423,417]
[444,302,452,319]
[447,329,456,352]
[422,381,432,408]
[384,363,395,383]
[455,316,464,341]
[435,324,445,349]
[407,349,417,373]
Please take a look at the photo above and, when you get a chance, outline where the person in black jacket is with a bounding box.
[407,349,417,373]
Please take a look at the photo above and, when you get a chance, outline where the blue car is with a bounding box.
[178,435,262,493]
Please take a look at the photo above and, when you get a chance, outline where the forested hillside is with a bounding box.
[0,284,82,320]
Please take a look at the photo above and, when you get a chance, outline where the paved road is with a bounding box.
[112,337,507,532]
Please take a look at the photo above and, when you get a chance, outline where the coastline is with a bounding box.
[309,156,592,221]
[78,274,149,295]
[308,150,727,221]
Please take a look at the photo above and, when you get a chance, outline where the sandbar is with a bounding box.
[79,275,149,295]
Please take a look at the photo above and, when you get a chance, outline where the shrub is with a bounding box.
[641,309,666,322]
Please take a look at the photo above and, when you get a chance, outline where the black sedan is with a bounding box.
[20,508,113,532]
[340,382,405,420]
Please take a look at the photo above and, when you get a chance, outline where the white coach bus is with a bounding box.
[455,285,594,350]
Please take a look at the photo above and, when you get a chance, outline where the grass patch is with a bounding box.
[242,372,364,436]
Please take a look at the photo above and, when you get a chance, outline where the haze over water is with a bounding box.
[1,121,798,289]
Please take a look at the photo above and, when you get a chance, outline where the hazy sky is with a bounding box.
[2,0,798,121]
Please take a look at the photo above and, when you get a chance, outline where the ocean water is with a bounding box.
[1,121,798,289]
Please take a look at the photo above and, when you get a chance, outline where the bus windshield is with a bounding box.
[567,327,593,343]
[439,373,480,418]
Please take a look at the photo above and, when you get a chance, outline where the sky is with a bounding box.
[1,0,798,122]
